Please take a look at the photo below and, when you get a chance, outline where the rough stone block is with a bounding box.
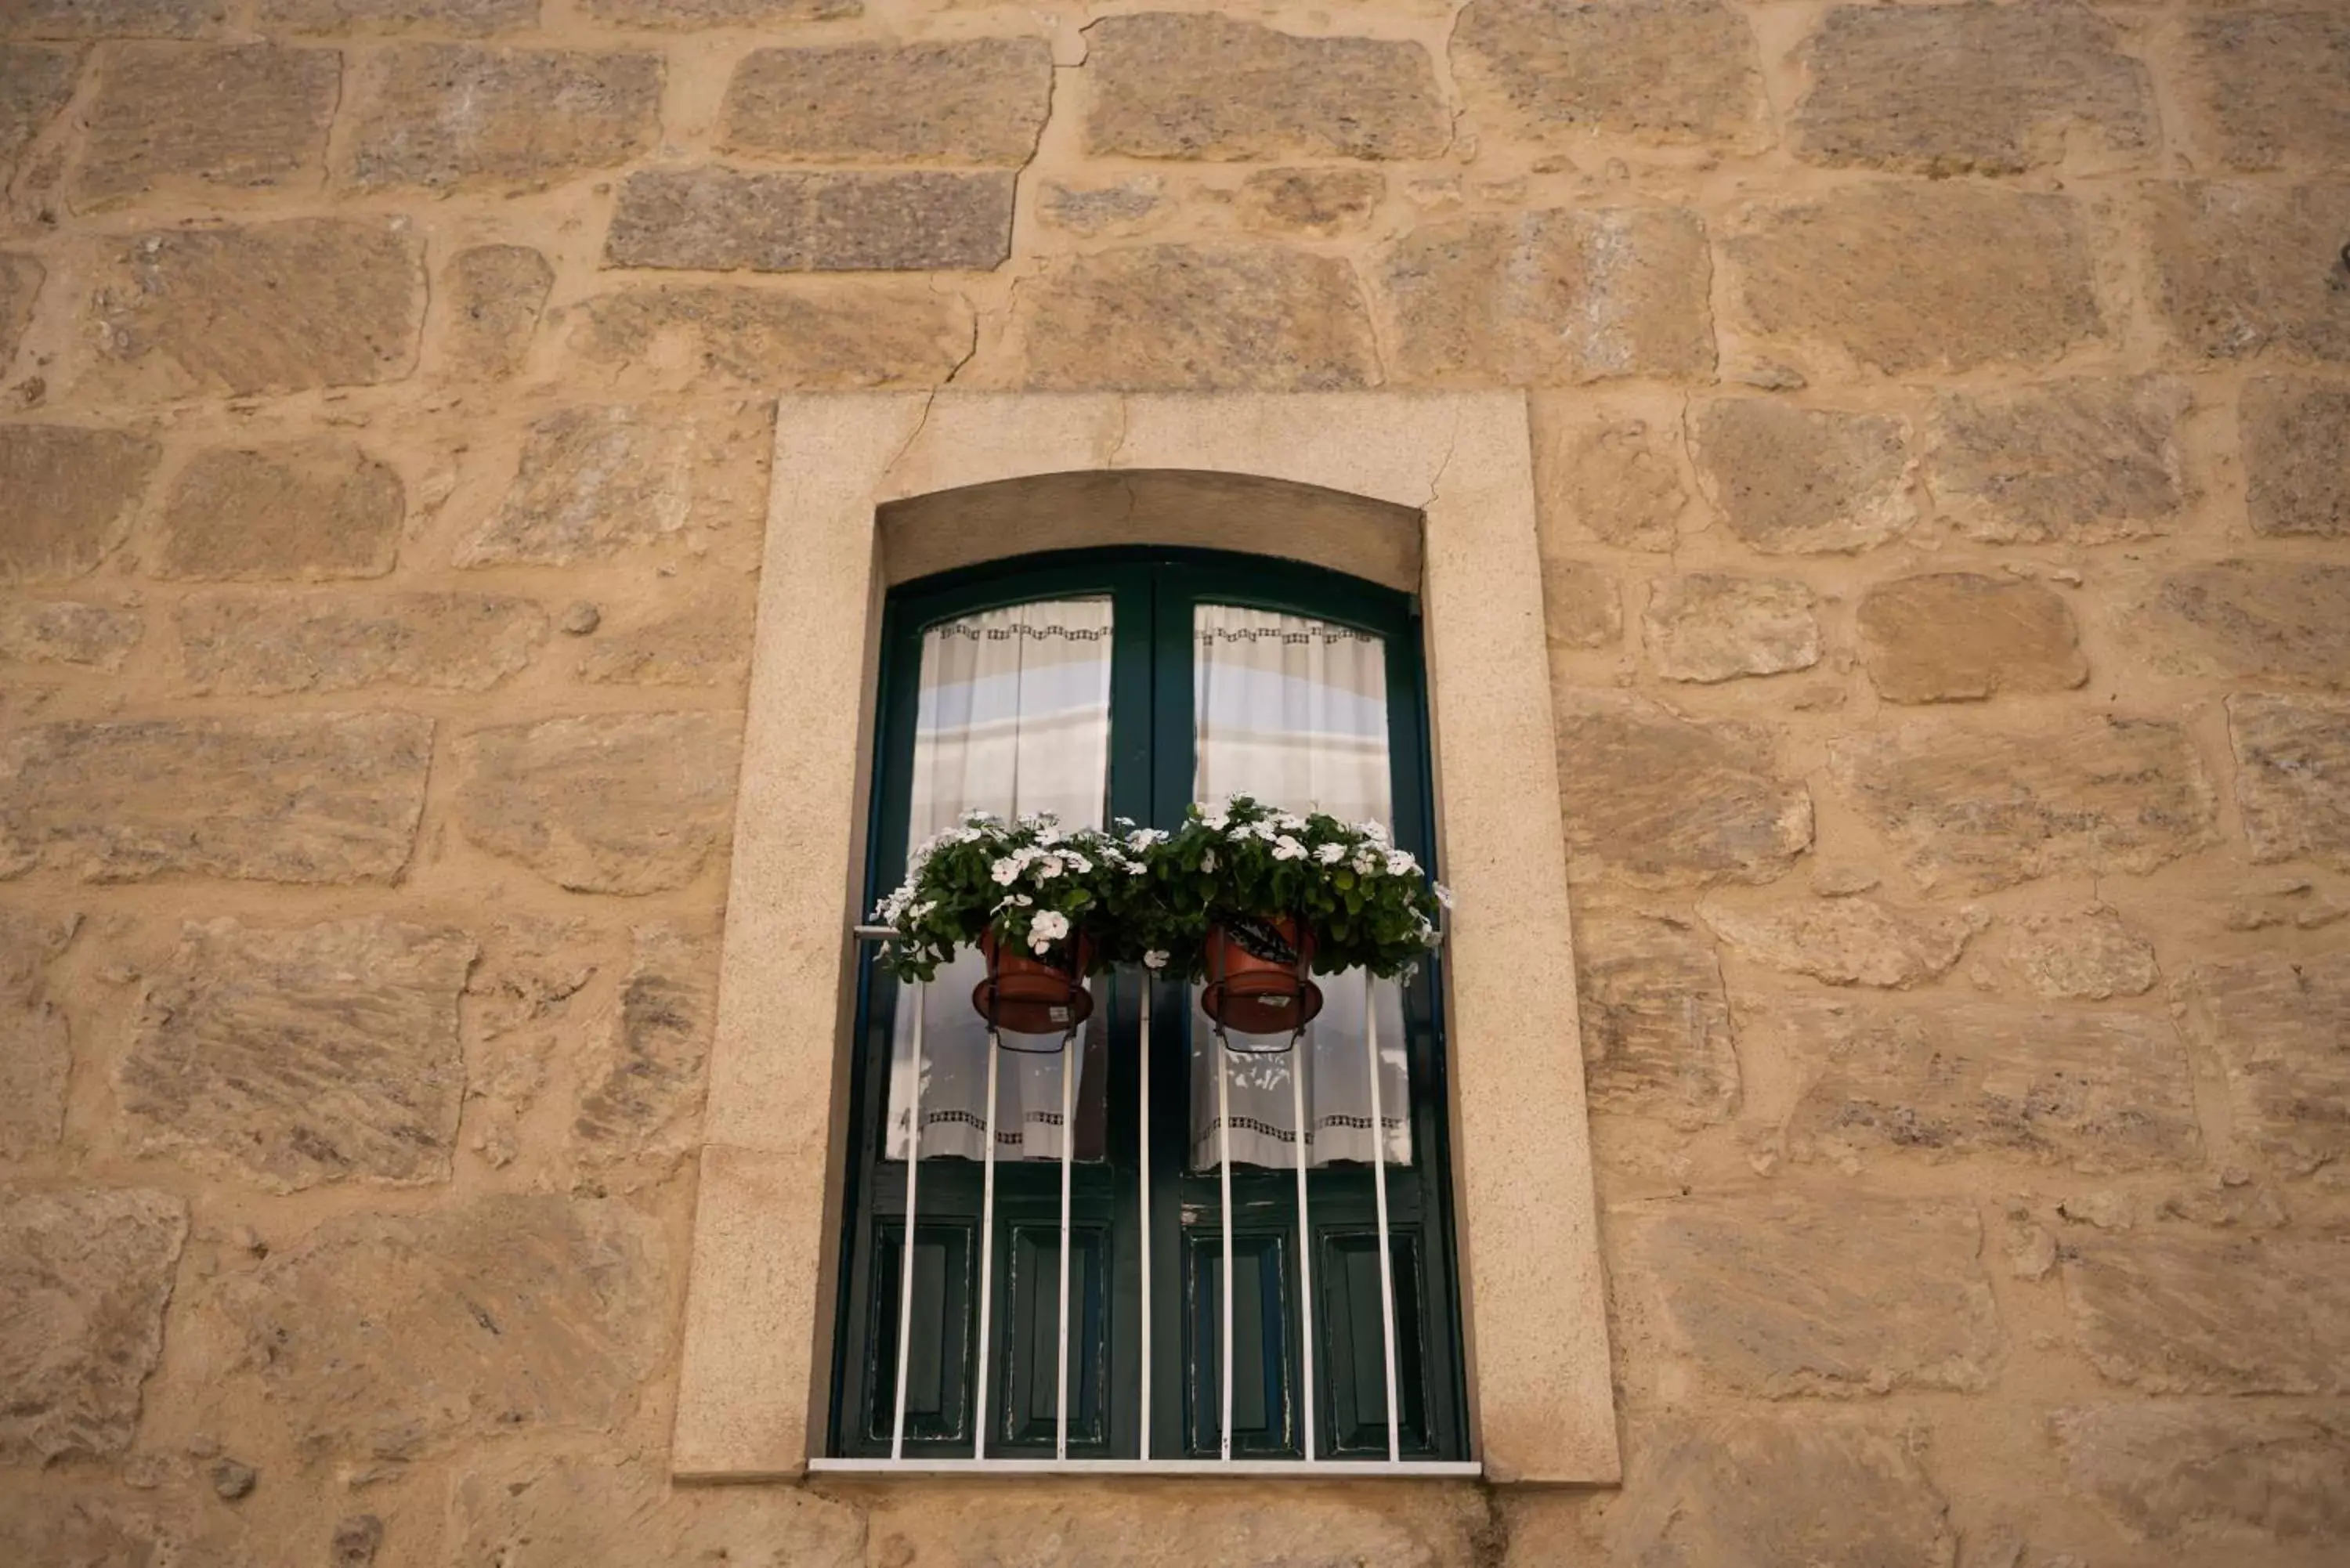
[571,284,971,388]
[87,219,424,397]
[1793,0,2151,174]
[2148,182,2350,362]
[1701,897,1984,988]
[1727,186,2102,374]
[0,909,75,1158]
[1928,377,2188,544]
[0,714,431,883]
[1383,207,1713,384]
[1016,244,1379,392]
[584,0,856,22]
[0,598,142,670]
[121,917,474,1190]
[453,713,739,894]
[606,166,1014,273]
[2006,907,2158,1000]
[453,1451,866,1568]
[1694,400,1913,553]
[1039,178,1166,237]
[75,43,334,207]
[1537,412,1688,551]
[154,438,403,581]
[2055,1405,2350,1545]
[1553,695,1812,887]
[0,425,160,583]
[2229,694,2350,869]
[1236,168,1383,237]
[1453,0,1762,148]
[2063,1232,2350,1393]
[1644,574,1820,683]
[1857,573,2088,703]
[1573,913,1737,1127]
[1084,14,1445,161]
[720,39,1051,164]
[2,1,221,38]
[0,45,79,175]
[257,0,537,33]
[2186,9,2350,171]
[2243,376,2350,537]
[2143,561,2350,688]
[2184,952,2350,1178]
[573,926,714,1165]
[0,253,43,367]
[1541,560,1622,650]
[344,45,661,191]
[175,591,544,695]
[1831,719,2216,891]
[578,595,750,687]
[439,244,550,381]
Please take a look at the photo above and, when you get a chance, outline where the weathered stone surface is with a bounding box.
[1017,245,1378,392]
[0,598,142,670]
[0,909,75,1158]
[75,43,334,207]
[222,1194,663,1461]
[0,1485,235,1567]
[1573,914,1737,1127]
[2054,1404,2350,1545]
[2230,695,2350,869]
[864,1487,1484,1568]
[1727,186,2102,374]
[1541,561,1621,650]
[121,917,473,1190]
[1383,208,1713,384]
[453,1451,866,1568]
[2007,907,2158,1000]
[0,1187,186,1463]
[606,167,1014,273]
[577,596,750,687]
[2184,952,2350,1178]
[2,1,221,38]
[1085,14,1445,161]
[1794,0,2151,174]
[584,0,856,23]
[176,591,544,695]
[2148,182,2350,363]
[573,926,713,1165]
[0,253,42,363]
[571,284,971,388]
[331,1517,382,1568]
[0,425,160,583]
[453,714,739,894]
[1039,178,1164,237]
[457,403,772,566]
[1701,897,1983,988]
[1765,996,2202,1171]
[1538,413,1688,551]
[1553,696,1812,887]
[2063,1232,2350,1393]
[2186,9,2350,171]
[344,45,661,191]
[1694,400,1914,553]
[0,46,78,176]
[154,439,403,581]
[1454,0,1761,147]
[1831,719,2216,891]
[440,244,550,381]
[1636,1194,2004,1395]
[2243,376,2350,537]
[257,0,537,34]
[1237,168,1384,237]
[0,714,431,883]
[1644,574,1819,683]
[87,219,425,397]
[2144,561,2350,688]
[1857,573,2087,703]
[720,39,1051,164]
[1929,377,2189,544]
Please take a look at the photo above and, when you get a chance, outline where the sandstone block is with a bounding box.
[0,1187,186,1463]
[222,1194,662,1461]
[584,0,857,23]
[571,284,971,388]
[573,926,713,1165]
[0,45,79,176]
[1541,560,1621,650]
[1573,913,1737,1126]
[1793,0,2151,174]
[257,0,537,33]
[1017,245,1379,392]
[2184,952,2350,1178]
[721,39,1051,165]
[2142,561,2350,688]
[1039,178,1165,237]
[2186,9,2350,171]
[2243,376,2350,537]
[577,595,750,687]
[1644,574,1819,683]
[76,43,334,207]
[1700,896,1983,988]
[2148,182,2350,362]
[1383,208,1713,384]
[0,598,142,670]
[606,166,1014,273]
[176,591,544,695]
[1537,412,1688,551]
[0,252,42,365]
[2229,694,2350,868]
[1636,1194,2004,1395]
[122,917,473,1190]
[1453,0,1762,148]
[1085,14,1445,161]
[2063,1232,2350,1393]
[1928,377,2188,544]
[1831,719,2216,891]
[1857,573,2088,703]
[1237,168,1384,237]
[2,1,221,38]
[454,713,739,894]
[154,439,403,580]
[0,425,160,583]
[87,219,424,397]
[1694,400,1913,553]
[0,909,75,1158]
[454,1451,866,1568]
[440,244,550,381]
[2006,907,2158,1000]
[345,45,661,191]
[0,714,430,883]
[1727,186,2102,374]
[1553,696,1812,887]
[2055,1404,2350,1545]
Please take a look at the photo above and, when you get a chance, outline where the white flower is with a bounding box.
[1353,848,1381,876]
[1385,849,1419,877]
[1359,819,1391,844]
[1314,842,1346,865]
[1034,854,1065,880]
[1275,811,1307,833]
[1199,806,1229,832]
[991,857,1020,885]
[994,893,1034,912]
[1271,834,1307,862]
[1144,949,1168,970]
[1431,881,1453,909]
[910,900,936,920]
[1063,851,1093,875]
[1029,910,1071,953]
[1201,848,1218,874]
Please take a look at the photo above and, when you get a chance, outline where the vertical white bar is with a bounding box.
[972,1032,1001,1460]
[889,981,926,1460]
[1055,1027,1074,1461]
[1365,993,1401,1463]
[1290,1031,1317,1463]
[1137,978,1153,1461]
[1216,1031,1235,1463]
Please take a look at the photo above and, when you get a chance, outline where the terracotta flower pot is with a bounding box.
[1201,912,1323,1039]
[973,927,1095,1042]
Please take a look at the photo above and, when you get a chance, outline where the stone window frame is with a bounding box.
[672,392,1618,1486]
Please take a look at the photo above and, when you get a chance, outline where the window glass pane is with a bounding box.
[1188,604,1412,1171]
[886,599,1112,1162]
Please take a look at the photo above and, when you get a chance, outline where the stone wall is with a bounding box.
[2,0,2346,1563]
